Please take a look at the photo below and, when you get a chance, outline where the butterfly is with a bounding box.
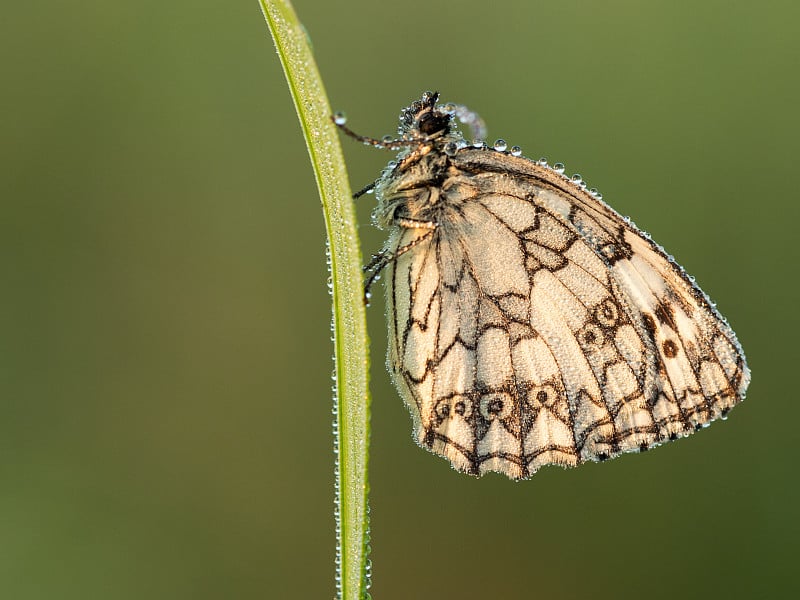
[334,91,750,480]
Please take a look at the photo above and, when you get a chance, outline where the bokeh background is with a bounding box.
[2,1,798,598]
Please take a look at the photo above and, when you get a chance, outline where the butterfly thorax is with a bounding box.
[373,145,456,228]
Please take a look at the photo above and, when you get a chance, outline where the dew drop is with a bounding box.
[381,135,393,145]
[571,173,583,184]
[589,187,599,196]
[554,162,565,174]
[472,139,486,148]
[444,141,458,156]
[333,112,347,125]
[493,139,507,152]
[538,157,548,166]
[510,146,522,156]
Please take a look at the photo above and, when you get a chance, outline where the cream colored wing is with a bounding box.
[385,150,749,480]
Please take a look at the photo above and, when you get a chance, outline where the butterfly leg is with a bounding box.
[352,181,375,199]
[363,218,437,305]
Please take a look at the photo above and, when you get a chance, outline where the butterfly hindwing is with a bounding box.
[384,147,748,480]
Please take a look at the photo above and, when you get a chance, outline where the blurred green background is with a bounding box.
[2,1,798,598]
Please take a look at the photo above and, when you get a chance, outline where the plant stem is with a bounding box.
[259,2,371,598]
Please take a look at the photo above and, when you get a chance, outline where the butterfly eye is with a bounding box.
[417,111,449,135]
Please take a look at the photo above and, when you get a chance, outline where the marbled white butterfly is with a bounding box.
[334,91,749,480]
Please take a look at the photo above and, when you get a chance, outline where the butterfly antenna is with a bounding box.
[331,114,423,150]
[451,104,487,141]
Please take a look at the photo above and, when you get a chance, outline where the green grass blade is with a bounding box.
[259,2,371,598]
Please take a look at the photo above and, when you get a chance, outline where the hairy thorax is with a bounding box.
[373,143,481,229]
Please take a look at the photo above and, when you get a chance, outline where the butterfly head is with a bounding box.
[398,91,453,139]
[399,91,488,144]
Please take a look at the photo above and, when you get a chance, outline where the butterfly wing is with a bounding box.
[384,148,749,480]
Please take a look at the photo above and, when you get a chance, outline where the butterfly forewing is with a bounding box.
[351,93,749,480]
